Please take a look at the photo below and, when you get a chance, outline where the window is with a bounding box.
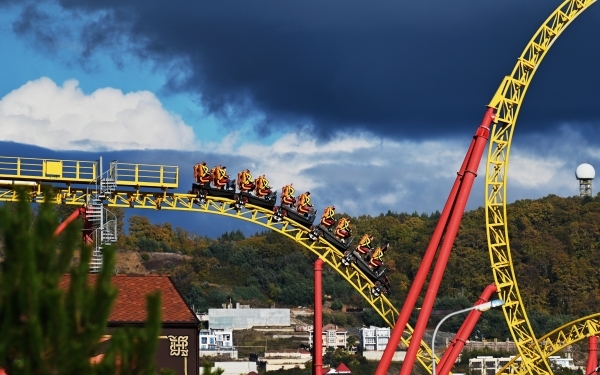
[327,332,336,345]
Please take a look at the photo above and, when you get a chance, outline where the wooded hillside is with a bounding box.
[47,193,600,338]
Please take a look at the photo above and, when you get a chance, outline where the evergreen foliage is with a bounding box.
[0,189,162,374]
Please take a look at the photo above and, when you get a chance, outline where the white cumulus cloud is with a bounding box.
[195,128,600,216]
[199,132,471,215]
[0,77,197,151]
[508,154,565,188]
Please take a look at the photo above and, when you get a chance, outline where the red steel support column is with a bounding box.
[374,120,478,375]
[586,336,598,375]
[437,283,497,375]
[399,108,494,375]
[53,206,86,236]
[82,210,94,245]
[313,259,324,375]
[375,108,495,375]
[54,206,94,245]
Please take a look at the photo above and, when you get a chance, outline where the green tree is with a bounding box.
[362,308,385,327]
[201,363,224,375]
[347,335,358,349]
[0,189,162,374]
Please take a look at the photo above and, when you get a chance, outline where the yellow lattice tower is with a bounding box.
[485,1,597,375]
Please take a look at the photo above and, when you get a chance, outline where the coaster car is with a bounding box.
[272,204,317,228]
[341,246,391,296]
[190,179,236,203]
[233,190,278,211]
[308,223,353,252]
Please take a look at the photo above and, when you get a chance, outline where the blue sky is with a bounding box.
[1,0,600,237]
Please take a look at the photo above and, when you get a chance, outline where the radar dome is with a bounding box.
[576,163,595,180]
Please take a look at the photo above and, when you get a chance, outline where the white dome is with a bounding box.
[576,163,595,180]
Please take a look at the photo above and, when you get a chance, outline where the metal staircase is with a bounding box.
[86,158,119,273]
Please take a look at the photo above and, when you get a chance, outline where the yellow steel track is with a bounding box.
[485,1,597,375]
[0,157,438,372]
[497,313,600,374]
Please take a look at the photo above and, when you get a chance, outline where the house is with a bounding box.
[335,363,352,374]
[199,328,237,358]
[59,274,200,375]
[359,326,390,351]
[308,324,348,350]
[357,325,406,361]
[321,363,352,374]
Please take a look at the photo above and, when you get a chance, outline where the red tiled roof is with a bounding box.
[59,274,198,324]
[336,363,351,373]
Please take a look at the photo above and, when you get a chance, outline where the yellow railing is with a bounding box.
[0,157,178,189]
[116,162,178,188]
[0,156,96,183]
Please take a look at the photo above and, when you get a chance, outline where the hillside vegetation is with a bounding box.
[51,193,600,338]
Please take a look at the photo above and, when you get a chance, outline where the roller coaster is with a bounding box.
[1,1,600,375]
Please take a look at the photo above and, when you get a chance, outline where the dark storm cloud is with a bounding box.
[8,0,600,139]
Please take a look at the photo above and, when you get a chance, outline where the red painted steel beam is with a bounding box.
[374,120,477,375]
[54,206,94,245]
[436,283,497,375]
[313,259,324,375]
[398,108,494,375]
[587,336,598,375]
[374,108,495,375]
[53,206,86,236]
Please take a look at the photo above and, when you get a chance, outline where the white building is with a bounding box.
[209,303,290,330]
[359,326,390,351]
[308,324,348,350]
[548,355,577,370]
[213,361,257,375]
[261,350,312,371]
[199,328,237,359]
[357,326,405,361]
[469,356,514,375]
[469,355,577,375]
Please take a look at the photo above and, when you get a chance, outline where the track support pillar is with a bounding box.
[437,283,497,375]
[375,108,494,375]
[313,259,323,375]
[587,336,598,375]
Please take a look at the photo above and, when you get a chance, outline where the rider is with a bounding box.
[237,169,254,192]
[210,165,218,186]
[213,165,229,189]
[281,184,296,207]
[320,206,336,228]
[368,244,389,271]
[356,234,374,257]
[254,175,271,198]
[296,191,314,215]
[334,217,351,240]
[193,163,200,183]
[194,162,210,184]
